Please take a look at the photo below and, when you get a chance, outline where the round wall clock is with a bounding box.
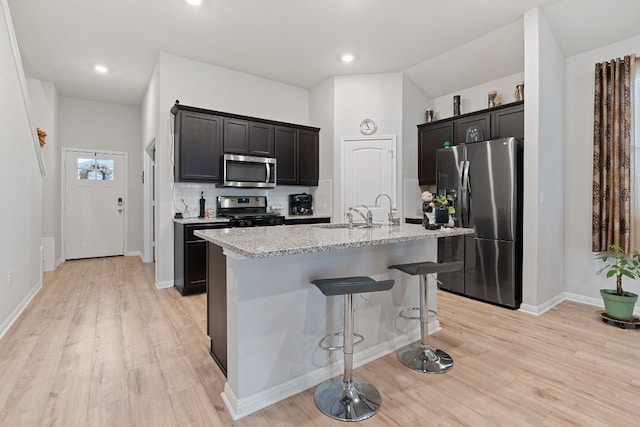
[360,118,377,135]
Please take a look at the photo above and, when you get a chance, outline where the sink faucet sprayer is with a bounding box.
[348,205,373,227]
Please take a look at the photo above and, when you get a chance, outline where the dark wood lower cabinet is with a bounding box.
[174,222,229,296]
[207,243,227,376]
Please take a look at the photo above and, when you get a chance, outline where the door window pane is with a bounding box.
[77,158,114,180]
[77,158,96,180]
[96,159,114,181]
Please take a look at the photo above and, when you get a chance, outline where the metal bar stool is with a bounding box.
[388,261,463,373]
[311,276,395,422]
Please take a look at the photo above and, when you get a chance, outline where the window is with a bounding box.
[77,157,114,181]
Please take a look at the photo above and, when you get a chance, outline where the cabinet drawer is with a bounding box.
[185,223,230,241]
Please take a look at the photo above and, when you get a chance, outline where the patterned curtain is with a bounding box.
[592,54,636,252]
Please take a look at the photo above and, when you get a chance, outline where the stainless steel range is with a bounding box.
[216,195,285,227]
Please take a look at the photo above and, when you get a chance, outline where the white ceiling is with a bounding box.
[7,0,640,106]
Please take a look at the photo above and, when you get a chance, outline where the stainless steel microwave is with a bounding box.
[222,153,277,188]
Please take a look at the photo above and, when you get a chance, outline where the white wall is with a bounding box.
[430,72,525,121]
[26,78,59,270]
[564,34,640,303]
[402,76,429,218]
[58,97,143,256]
[152,53,312,287]
[521,8,565,312]
[309,77,335,183]
[332,73,404,221]
[0,0,43,337]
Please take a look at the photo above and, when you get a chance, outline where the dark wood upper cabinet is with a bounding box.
[298,129,319,186]
[274,126,319,186]
[249,122,275,157]
[223,118,275,157]
[172,103,319,185]
[274,126,299,185]
[453,114,490,145]
[417,101,523,186]
[174,110,222,182]
[418,122,453,185]
[223,118,250,154]
[491,104,525,140]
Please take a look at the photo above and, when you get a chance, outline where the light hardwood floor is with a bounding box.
[1,256,639,426]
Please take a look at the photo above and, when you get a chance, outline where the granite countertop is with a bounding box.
[173,217,231,225]
[195,223,474,259]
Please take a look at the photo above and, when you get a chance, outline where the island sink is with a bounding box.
[314,223,382,229]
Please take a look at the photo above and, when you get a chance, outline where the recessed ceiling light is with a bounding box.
[93,64,109,74]
[341,53,355,63]
[185,0,203,6]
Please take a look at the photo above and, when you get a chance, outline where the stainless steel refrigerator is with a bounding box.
[436,137,523,309]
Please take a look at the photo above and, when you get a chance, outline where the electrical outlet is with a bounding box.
[8,270,12,287]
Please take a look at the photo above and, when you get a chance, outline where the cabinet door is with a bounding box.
[185,240,207,286]
[491,104,524,140]
[453,114,490,144]
[223,118,250,154]
[275,126,298,185]
[175,111,222,182]
[418,122,453,185]
[298,129,319,186]
[249,122,275,157]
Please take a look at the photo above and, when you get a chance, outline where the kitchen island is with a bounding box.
[195,223,473,420]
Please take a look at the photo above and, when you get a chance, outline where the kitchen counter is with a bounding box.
[197,223,473,420]
[173,214,331,225]
[195,223,472,258]
[173,216,230,225]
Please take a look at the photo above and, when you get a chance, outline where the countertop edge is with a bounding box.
[195,225,473,259]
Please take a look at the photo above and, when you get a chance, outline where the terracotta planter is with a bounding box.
[600,289,638,321]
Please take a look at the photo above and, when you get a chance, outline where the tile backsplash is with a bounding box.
[172,182,331,218]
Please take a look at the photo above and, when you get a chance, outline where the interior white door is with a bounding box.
[65,150,125,259]
[342,136,396,223]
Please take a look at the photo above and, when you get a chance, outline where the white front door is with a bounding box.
[341,136,396,223]
[64,150,126,259]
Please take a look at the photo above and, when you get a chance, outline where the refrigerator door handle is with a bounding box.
[461,160,470,226]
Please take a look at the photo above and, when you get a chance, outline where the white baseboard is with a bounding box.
[519,292,566,316]
[516,292,638,317]
[126,251,142,258]
[222,324,423,420]
[156,279,174,289]
[0,280,42,340]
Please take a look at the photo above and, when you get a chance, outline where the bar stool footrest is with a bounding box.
[319,332,364,351]
[399,307,420,320]
[399,307,437,320]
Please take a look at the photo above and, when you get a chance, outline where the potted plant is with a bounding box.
[595,244,640,321]
[433,193,455,224]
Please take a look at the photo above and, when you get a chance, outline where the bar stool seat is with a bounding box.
[311,276,394,422]
[389,260,463,374]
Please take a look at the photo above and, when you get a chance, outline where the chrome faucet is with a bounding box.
[375,193,394,224]
[349,205,373,227]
